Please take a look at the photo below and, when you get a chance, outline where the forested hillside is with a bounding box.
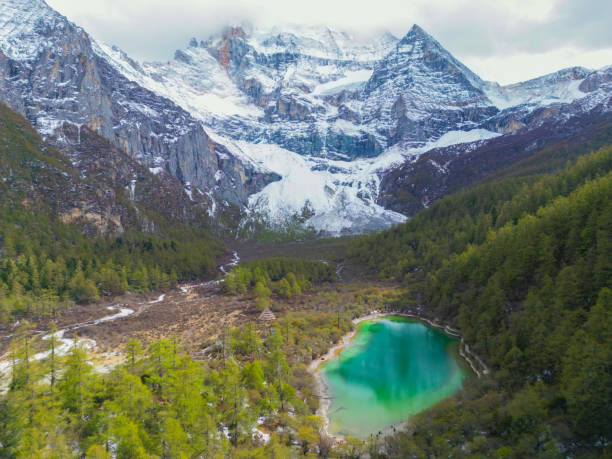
[0,308,367,457]
[349,147,612,456]
[351,146,612,278]
[0,103,223,324]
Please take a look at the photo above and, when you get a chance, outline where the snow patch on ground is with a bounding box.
[252,427,271,444]
[431,128,501,149]
[184,182,194,201]
[0,305,136,389]
[148,294,166,304]
[313,69,373,95]
[219,251,240,275]
[93,306,134,325]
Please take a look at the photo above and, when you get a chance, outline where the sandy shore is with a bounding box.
[308,319,361,436]
[308,310,489,440]
[307,311,384,372]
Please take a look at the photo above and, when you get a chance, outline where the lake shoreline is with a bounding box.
[308,310,489,441]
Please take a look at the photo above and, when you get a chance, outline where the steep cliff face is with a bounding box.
[0,101,217,235]
[0,0,275,211]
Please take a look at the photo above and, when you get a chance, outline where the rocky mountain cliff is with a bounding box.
[0,0,610,235]
[0,0,277,218]
[0,101,216,235]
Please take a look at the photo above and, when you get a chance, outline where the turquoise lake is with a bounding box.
[320,316,467,438]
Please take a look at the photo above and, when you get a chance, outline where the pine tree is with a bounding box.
[68,267,99,303]
[59,337,93,421]
[125,338,143,371]
[47,321,59,388]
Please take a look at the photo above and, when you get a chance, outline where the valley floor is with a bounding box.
[1,238,390,377]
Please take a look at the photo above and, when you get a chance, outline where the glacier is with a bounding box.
[209,129,501,234]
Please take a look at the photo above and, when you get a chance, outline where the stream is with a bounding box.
[0,249,242,384]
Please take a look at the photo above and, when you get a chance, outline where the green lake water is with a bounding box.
[320,316,467,438]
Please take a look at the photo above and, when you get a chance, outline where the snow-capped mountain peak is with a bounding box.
[394,24,484,89]
[0,0,69,61]
[482,66,591,110]
[0,3,610,236]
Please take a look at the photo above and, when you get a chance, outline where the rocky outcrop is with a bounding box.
[0,0,275,212]
[580,67,612,93]
[210,140,281,205]
[267,95,315,121]
[50,122,219,230]
[0,100,216,235]
[206,26,248,72]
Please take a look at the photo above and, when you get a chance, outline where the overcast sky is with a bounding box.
[46,0,612,84]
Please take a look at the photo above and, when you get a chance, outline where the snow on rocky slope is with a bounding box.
[483,67,593,110]
[94,24,400,158]
[94,21,610,234]
[1,0,610,235]
[0,0,277,215]
[211,129,501,233]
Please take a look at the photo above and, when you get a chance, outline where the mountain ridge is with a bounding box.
[0,0,610,235]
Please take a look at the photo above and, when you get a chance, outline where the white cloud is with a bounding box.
[46,0,612,84]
